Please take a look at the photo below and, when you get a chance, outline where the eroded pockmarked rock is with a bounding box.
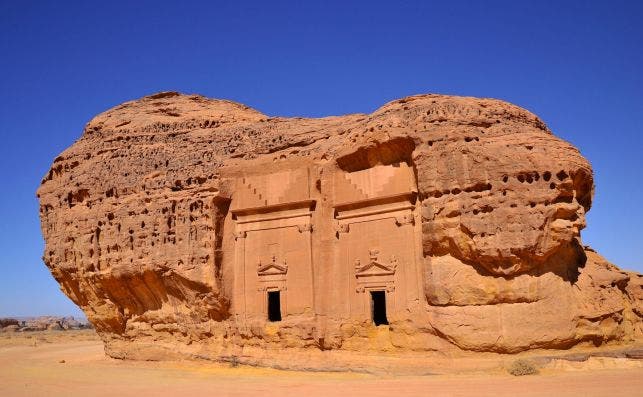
[37,92,642,365]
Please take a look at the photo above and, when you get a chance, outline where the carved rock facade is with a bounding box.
[37,92,642,365]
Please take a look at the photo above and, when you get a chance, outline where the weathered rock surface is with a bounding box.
[37,92,642,365]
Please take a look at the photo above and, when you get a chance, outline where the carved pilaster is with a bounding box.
[234,230,247,240]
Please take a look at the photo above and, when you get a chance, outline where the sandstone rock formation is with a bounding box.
[37,92,642,365]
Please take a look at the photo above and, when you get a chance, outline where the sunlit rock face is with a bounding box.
[37,92,642,365]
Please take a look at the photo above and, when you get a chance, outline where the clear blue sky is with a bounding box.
[0,1,641,317]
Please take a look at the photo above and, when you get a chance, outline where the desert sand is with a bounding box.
[1,330,641,397]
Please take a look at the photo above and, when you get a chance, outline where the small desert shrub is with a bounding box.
[507,359,539,376]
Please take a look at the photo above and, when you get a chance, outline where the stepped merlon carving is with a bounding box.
[231,168,311,212]
[334,162,417,208]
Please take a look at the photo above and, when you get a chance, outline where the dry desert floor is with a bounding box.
[1,330,642,397]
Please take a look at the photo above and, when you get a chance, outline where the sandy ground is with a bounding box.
[1,331,642,397]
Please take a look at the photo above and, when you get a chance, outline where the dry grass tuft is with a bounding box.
[507,359,539,376]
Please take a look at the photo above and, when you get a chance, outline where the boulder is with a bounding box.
[47,322,63,331]
[1,325,19,332]
[0,318,19,328]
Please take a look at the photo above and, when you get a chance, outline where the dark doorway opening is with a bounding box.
[370,291,388,326]
[267,291,282,322]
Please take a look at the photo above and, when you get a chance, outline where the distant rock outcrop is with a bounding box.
[0,316,91,332]
[37,92,642,366]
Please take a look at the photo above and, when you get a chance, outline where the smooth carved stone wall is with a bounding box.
[230,168,315,321]
[333,163,423,322]
[37,92,642,364]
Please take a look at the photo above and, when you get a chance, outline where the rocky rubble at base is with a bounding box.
[0,316,92,332]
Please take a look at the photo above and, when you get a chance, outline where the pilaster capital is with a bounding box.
[297,223,313,233]
[395,213,415,226]
[336,222,350,234]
